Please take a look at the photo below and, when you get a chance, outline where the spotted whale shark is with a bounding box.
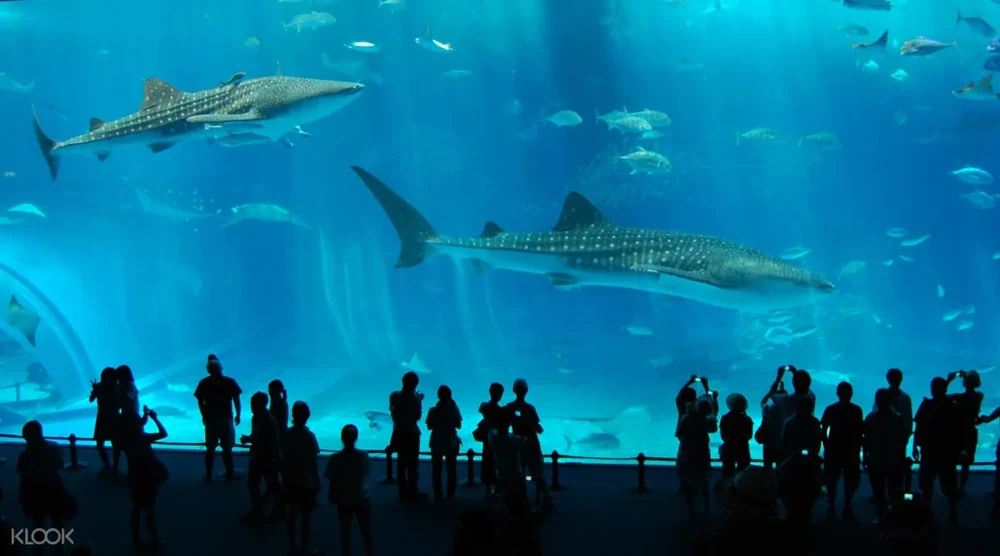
[351,166,835,312]
[32,74,364,180]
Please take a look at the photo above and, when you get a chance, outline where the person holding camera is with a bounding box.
[390,371,425,500]
[506,379,552,506]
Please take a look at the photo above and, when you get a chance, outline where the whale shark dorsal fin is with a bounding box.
[141,77,183,111]
[552,192,612,232]
[479,221,504,238]
[8,295,40,347]
[89,117,106,131]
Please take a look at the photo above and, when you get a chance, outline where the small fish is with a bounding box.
[898,255,916,262]
[952,74,997,101]
[2,171,13,179]
[544,110,583,127]
[842,0,892,11]
[937,284,946,297]
[889,69,909,81]
[607,116,653,134]
[364,411,392,431]
[962,190,996,209]
[7,296,40,347]
[736,127,783,145]
[951,166,993,185]
[885,227,907,238]
[837,24,869,36]
[779,246,812,260]
[628,109,671,128]
[792,324,820,338]
[415,25,453,53]
[838,260,867,278]
[151,406,187,418]
[344,41,381,54]
[943,309,963,322]
[881,259,894,266]
[957,10,996,38]
[7,203,45,218]
[282,11,336,32]
[616,147,672,175]
[244,37,260,51]
[222,203,309,229]
[900,233,932,247]
[957,320,975,331]
[165,383,191,393]
[640,130,664,140]
[853,29,888,50]
[798,132,840,148]
[378,0,407,13]
[441,69,472,79]
[901,37,956,56]
[624,325,654,336]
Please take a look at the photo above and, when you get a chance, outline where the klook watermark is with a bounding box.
[10,528,74,546]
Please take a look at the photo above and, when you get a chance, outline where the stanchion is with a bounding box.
[64,434,88,471]
[463,448,477,487]
[632,453,650,494]
[379,446,395,485]
[549,451,563,491]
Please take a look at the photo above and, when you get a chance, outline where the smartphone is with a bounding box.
[800,449,808,456]
[903,492,914,501]
[514,410,522,418]
[693,377,702,383]
[525,475,533,482]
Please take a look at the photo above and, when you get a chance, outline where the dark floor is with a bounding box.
[0,444,996,556]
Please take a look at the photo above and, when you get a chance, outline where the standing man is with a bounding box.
[195,354,243,482]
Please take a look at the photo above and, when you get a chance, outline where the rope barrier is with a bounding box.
[0,433,995,493]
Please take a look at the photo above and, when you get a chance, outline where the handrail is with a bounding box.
[0,432,994,495]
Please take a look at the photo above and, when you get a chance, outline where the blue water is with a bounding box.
[0,0,998,463]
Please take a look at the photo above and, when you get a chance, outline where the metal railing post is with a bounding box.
[463,448,477,487]
[549,451,563,491]
[633,453,649,494]
[379,446,395,485]
[64,434,87,471]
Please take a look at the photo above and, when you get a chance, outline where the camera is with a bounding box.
[514,410,521,418]
[800,449,808,456]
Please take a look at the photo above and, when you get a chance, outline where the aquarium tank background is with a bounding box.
[0,0,997,464]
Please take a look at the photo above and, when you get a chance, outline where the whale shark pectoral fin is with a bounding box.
[187,111,264,125]
[551,192,614,232]
[148,142,175,153]
[469,259,493,273]
[547,273,579,289]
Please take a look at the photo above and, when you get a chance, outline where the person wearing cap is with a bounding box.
[194,354,243,482]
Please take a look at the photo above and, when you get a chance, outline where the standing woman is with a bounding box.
[125,406,169,550]
[90,367,121,474]
[426,385,463,501]
[676,398,719,519]
[946,370,985,497]
[268,379,289,443]
[475,383,504,499]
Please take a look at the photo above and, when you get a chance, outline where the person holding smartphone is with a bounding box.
[506,379,552,506]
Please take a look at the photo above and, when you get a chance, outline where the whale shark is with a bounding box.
[351,166,835,312]
[32,74,364,180]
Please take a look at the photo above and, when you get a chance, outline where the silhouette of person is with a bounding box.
[475,382,504,498]
[281,401,320,554]
[977,404,1000,520]
[913,376,962,526]
[389,371,424,500]
[945,370,983,497]
[720,393,753,478]
[325,424,374,556]
[865,388,909,521]
[506,379,552,505]
[123,405,169,550]
[194,354,242,482]
[782,395,822,461]
[677,397,718,518]
[268,379,289,443]
[756,380,787,470]
[876,368,914,490]
[676,378,700,489]
[821,381,864,521]
[240,391,282,522]
[89,367,121,475]
[17,421,75,556]
[427,385,462,501]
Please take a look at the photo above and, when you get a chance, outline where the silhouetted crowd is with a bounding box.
[0,357,998,556]
[681,365,999,556]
